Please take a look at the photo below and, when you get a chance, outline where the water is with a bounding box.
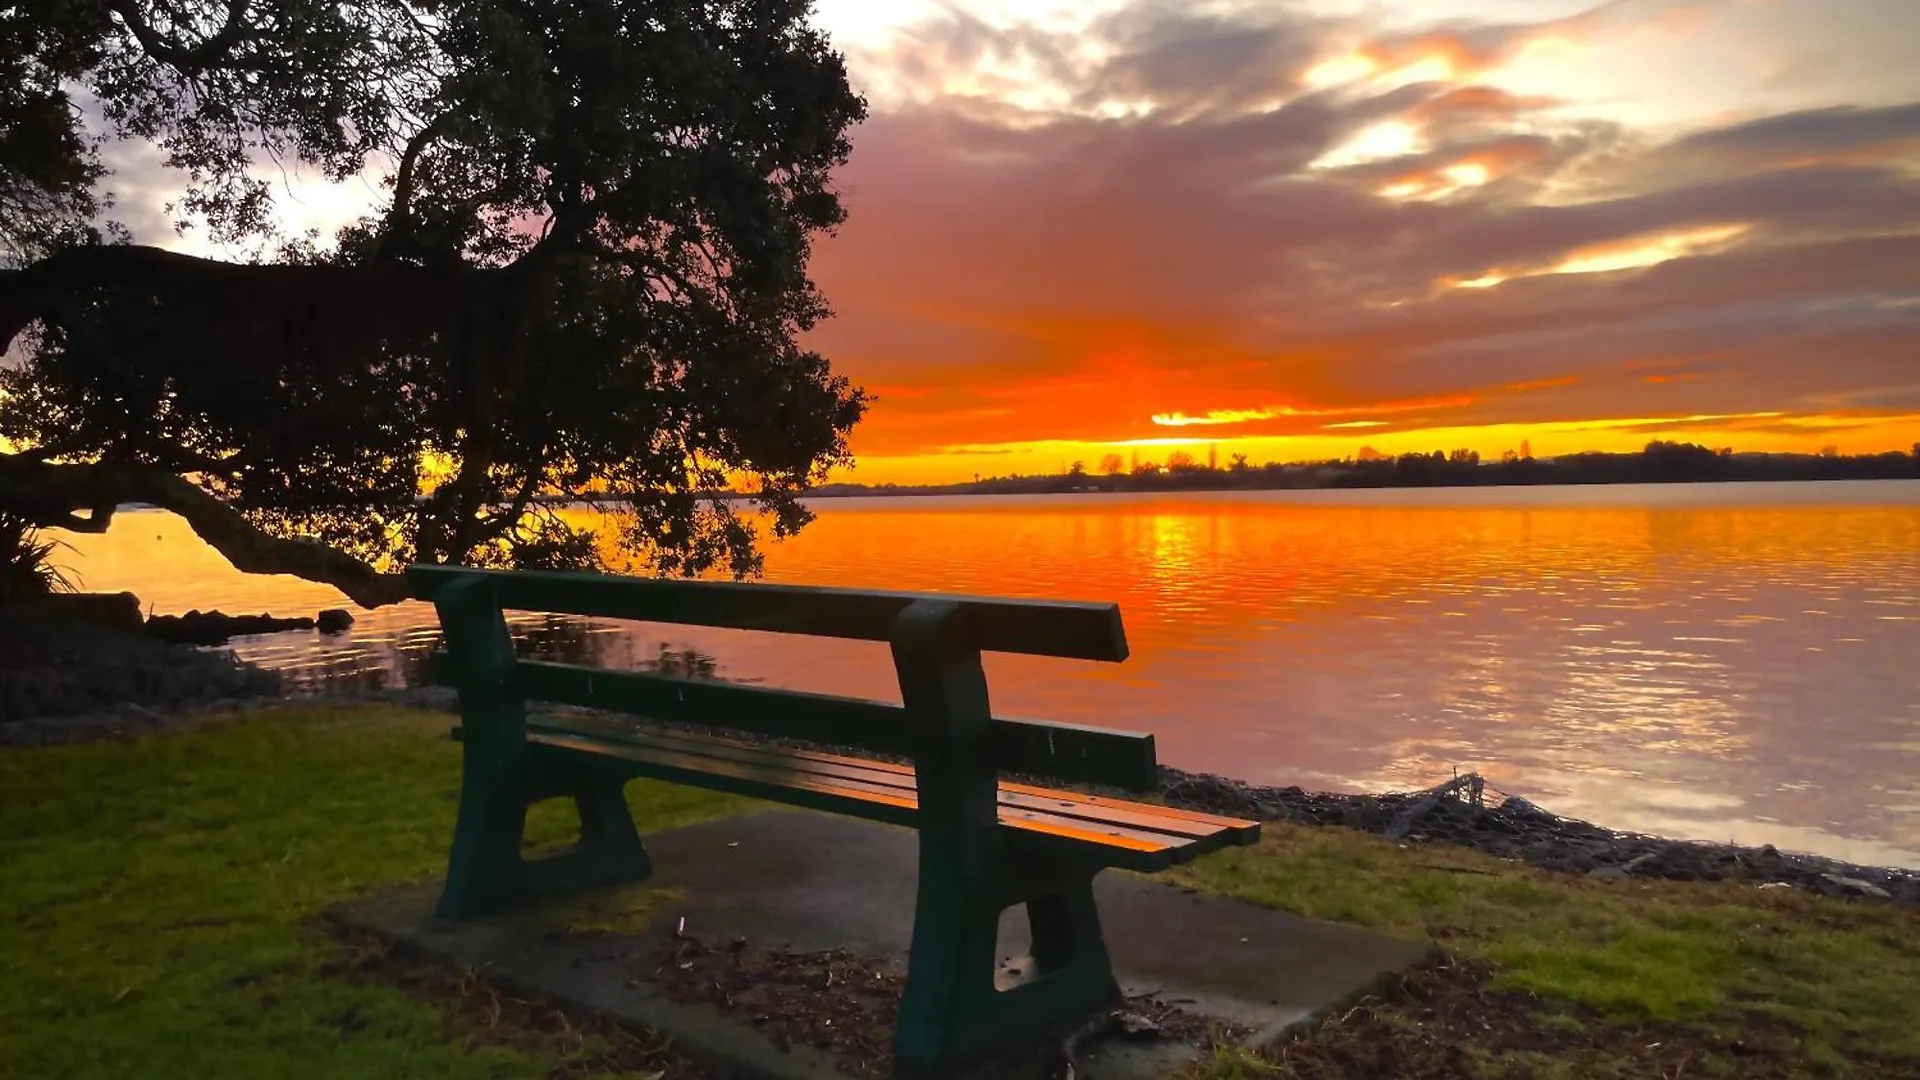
[49,480,1920,867]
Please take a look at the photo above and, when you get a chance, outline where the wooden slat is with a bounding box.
[527,731,1193,871]
[497,658,1157,791]
[529,713,1244,844]
[405,564,1129,662]
[997,779,1262,836]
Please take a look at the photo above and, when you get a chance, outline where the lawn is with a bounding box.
[0,705,746,1080]
[4,704,1917,1079]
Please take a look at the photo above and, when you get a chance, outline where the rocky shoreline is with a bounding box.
[5,621,1918,906]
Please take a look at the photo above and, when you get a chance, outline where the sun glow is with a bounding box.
[1553,223,1752,275]
[1440,223,1755,291]
[1314,120,1426,169]
[1378,159,1495,201]
[1302,52,1380,88]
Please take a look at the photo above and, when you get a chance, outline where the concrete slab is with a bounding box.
[334,811,1430,1079]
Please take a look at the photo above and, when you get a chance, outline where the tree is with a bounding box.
[1356,446,1384,462]
[0,0,868,606]
[1068,460,1087,479]
[1098,453,1125,476]
[1519,439,1533,460]
[1228,452,1249,473]
[1165,450,1199,472]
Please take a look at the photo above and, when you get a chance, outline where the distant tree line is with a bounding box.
[809,441,1920,498]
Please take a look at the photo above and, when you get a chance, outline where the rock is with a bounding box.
[0,591,145,633]
[315,608,356,634]
[1112,1012,1162,1039]
[1821,873,1893,900]
[1621,851,1660,874]
[145,609,316,645]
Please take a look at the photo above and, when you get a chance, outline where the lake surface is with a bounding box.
[50,481,1920,867]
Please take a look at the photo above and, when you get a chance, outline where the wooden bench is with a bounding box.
[407,564,1260,1076]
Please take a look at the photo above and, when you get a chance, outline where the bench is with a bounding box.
[407,564,1260,1076]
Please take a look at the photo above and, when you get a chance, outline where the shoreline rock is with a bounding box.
[1154,767,1920,905]
[0,613,282,726]
[146,609,318,644]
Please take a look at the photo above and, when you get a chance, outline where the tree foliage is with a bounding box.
[0,0,868,605]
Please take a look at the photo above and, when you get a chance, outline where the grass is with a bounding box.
[5,704,1918,1079]
[1171,825,1920,1077]
[0,705,747,1080]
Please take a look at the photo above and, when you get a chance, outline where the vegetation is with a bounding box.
[0,705,749,1078]
[6,704,1916,1078]
[811,441,1920,498]
[0,511,76,601]
[0,0,868,607]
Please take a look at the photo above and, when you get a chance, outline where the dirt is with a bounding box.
[320,925,714,1080]
[642,930,1246,1079]
[324,919,1905,1080]
[1258,953,1910,1080]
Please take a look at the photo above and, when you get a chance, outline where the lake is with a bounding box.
[50,481,1920,867]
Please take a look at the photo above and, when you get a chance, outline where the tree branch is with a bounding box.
[0,453,409,608]
[474,448,551,545]
[376,111,458,261]
[106,0,254,73]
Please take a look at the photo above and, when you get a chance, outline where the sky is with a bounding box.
[118,0,1920,484]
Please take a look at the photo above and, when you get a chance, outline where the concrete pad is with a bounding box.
[334,811,1430,1079]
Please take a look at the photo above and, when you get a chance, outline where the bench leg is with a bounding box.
[436,765,653,920]
[1026,872,1114,980]
[894,858,1122,1077]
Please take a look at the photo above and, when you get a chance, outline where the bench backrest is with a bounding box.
[406,564,1158,790]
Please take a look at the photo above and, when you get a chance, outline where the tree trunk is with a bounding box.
[0,454,410,608]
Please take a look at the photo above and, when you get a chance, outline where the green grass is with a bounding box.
[0,706,747,1080]
[1172,823,1920,1074]
[6,705,1918,1079]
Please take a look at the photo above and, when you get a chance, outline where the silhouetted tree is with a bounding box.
[0,0,867,606]
[1098,453,1126,476]
[1166,450,1200,472]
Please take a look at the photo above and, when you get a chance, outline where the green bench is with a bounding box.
[407,564,1259,1076]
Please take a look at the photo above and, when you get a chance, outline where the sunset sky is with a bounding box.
[119,0,1920,484]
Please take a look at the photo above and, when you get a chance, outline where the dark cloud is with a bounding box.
[1675,102,1920,159]
[1074,4,1326,118]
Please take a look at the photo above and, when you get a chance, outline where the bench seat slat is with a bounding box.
[528,714,1254,845]
[527,727,1212,858]
[527,731,1209,871]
